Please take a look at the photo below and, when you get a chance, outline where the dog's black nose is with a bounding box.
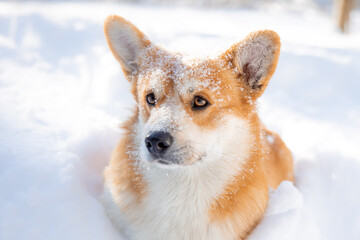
[145,131,173,157]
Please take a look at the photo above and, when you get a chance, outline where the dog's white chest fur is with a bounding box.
[102,158,243,240]
[137,170,212,239]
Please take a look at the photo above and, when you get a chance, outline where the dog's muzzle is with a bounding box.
[145,131,173,161]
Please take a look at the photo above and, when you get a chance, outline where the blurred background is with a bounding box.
[0,0,359,240]
[2,0,360,31]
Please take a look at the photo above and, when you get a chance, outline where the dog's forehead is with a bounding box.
[138,49,230,95]
[174,57,225,95]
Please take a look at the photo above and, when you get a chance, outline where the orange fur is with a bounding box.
[104,110,146,201]
[262,129,294,189]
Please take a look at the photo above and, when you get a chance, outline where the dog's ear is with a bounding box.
[104,15,150,79]
[225,30,281,98]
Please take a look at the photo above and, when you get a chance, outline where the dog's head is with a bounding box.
[105,15,280,167]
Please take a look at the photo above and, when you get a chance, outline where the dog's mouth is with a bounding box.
[155,159,171,165]
[151,146,206,166]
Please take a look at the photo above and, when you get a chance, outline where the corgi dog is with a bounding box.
[101,15,294,240]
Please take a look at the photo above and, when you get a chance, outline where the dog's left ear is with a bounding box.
[225,30,281,99]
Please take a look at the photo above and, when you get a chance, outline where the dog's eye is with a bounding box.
[192,96,209,109]
[146,93,156,106]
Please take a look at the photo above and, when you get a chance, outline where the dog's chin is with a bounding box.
[153,160,178,168]
[148,153,206,167]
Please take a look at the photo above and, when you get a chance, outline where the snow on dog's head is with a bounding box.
[105,15,281,167]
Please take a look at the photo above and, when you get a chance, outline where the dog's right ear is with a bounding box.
[104,15,150,79]
[222,30,281,100]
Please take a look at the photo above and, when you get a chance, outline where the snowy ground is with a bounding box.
[0,2,360,240]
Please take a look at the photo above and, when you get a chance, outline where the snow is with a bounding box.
[0,2,360,240]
